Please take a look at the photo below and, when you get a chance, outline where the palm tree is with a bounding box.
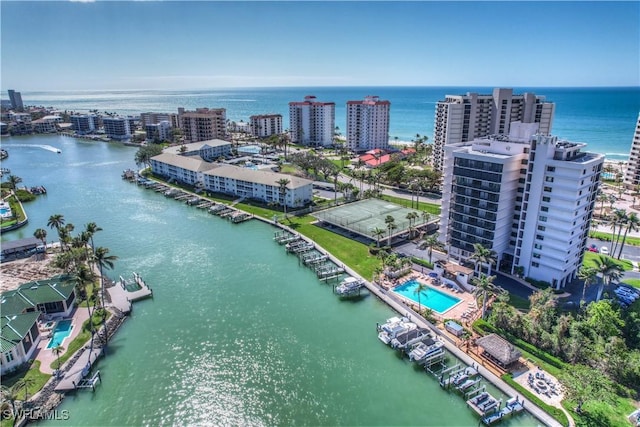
[72,264,97,351]
[593,255,624,300]
[33,228,47,246]
[0,384,21,423]
[414,281,428,314]
[93,246,118,339]
[611,209,628,255]
[384,215,396,247]
[596,192,609,217]
[471,274,500,319]
[52,345,65,371]
[417,234,439,264]
[577,266,598,304]
[276,178,291,217]
[371,227,386,248]
[47,213,65,231]
[16,377,35,401]
[616,212,639,259]
[6,175,22,192]
[469,243,497,276]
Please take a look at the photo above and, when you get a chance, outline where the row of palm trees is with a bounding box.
[603,208,640,259]
[44,214,118,354]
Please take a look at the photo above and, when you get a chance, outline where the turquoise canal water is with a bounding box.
[394,280,461,314]
[2,135,540,426]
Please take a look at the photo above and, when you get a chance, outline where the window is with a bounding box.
[536,234,544,240]
[545,176,554,183]
[542,196,551,202]
[541,206,549,212]
[534,243,543,250]
[532,262,540,268]
[533,253,541,258]
[543,186,552,192]
[547,166,555,172]
[537,225,546,231]
[4,351,13,363]
[539,216,547,222]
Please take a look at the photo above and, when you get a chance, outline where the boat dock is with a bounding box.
[54,348,103,392]
[482,397,526,425]
[106,272,153,314]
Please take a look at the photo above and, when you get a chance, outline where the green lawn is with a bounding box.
[621,278,640,288]
[589,230,640,247]
[562,395,638,427]
[1,360,51,400]
[582,251,633,271]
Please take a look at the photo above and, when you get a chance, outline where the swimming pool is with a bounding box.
[393,280,461,314]
[0,206,12,218]
[47,319,73,349]
[238,145,262,155]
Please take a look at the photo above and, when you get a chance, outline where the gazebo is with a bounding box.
[476,333,521,370]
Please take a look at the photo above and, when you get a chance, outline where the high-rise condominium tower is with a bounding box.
[289,96,336,147]
[432,88,555,171]
[346,96,390,152]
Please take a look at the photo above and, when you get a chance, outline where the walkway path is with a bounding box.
[53,347,103,392]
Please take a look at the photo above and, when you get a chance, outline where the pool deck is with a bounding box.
[383,273,478,322]
[33,307,90,375]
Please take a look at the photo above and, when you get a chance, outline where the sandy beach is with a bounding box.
[0,255,63,293]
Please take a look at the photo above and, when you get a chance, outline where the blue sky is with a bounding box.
[1,1,639,90]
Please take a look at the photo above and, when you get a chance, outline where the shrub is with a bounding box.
[411,257,434,270]
[525,277,551,289]
[14,189,36,202]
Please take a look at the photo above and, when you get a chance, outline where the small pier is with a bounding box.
[107,272,153,314]
[274,231,300,245]
[54,348,103,392]
[285,240,314,253]
[302,252,328,266]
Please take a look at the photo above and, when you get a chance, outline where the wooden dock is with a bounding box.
[54,348,103,392]
[106,272,153,314]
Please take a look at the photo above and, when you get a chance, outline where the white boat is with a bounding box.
[408,340,444,362]
[377,317,416,345]
[335,277,364,295]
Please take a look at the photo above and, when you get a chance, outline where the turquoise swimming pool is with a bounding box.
[46,319,73,349]
[393,280,461,314]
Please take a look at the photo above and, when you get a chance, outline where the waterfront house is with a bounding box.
[0,276,77,318]
[0,311,41,375]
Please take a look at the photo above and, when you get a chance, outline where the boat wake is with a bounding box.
[2,143,61,153]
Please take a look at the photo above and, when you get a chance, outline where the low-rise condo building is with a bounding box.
[140,112,178,128]
[289,96,335,147]
[439,123,603,289]
[163,139,232,160]
[1,312,41,374]
[250,114,283,138]
[103,117,132,140]
[624,113,640,187]
[150,153,313,208]
[346,96,390,152]
[146,120,172,142]
[70,114,98,134]
[432,88,555,171]
[178,107,227,143]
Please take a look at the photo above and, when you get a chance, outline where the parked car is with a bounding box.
[601,246,610,255]
[588,244,599,253]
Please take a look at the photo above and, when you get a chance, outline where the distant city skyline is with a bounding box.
[1,1,639,91]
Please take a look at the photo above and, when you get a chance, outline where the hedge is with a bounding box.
[411,257,434,270]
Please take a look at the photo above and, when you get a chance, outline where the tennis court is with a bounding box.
[312,198,433,242]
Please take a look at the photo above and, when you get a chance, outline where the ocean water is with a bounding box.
[23,86,640,161]
[1,135,541,426]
